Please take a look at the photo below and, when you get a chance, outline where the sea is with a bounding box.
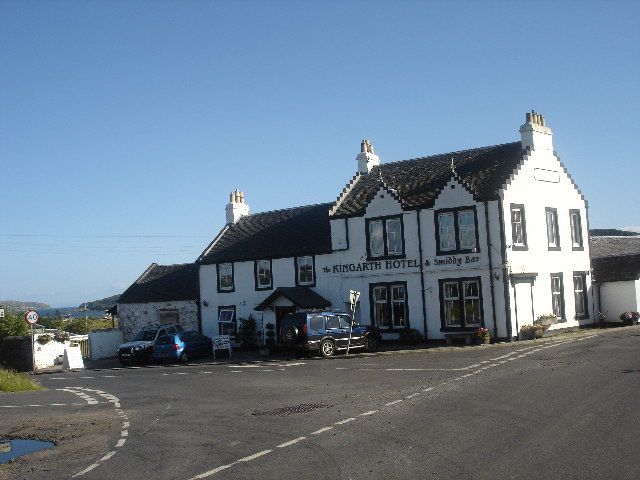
[36,307,106,319]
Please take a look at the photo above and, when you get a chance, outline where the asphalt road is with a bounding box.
[2,328,639,480]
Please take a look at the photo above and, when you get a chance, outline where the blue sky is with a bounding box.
[1,0,638,307]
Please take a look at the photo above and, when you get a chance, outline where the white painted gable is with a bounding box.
[433,177,476,209]
[364,186,402,217]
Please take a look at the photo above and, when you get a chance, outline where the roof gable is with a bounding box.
[331,142,523,217]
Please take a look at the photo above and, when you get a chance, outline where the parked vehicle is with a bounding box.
[116,323,183,365]
[152,331,213,363]
[280,311,380,357]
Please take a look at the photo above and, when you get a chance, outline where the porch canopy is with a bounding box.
[254,286,331,311]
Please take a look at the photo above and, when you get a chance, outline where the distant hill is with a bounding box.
[590,229,640,237]
[82,294,120,311]
[1,300,51,311]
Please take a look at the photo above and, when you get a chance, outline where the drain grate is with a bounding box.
[252,404,332,417]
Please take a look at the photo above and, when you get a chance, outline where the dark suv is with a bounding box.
[116,323,183,364]
[280,311,380,357]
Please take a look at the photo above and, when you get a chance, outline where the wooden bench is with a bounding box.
[444,332,474,346]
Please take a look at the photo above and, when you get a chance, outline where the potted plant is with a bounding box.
[619,311,640,326]
[474,327,491,344]
[519,324,545,340]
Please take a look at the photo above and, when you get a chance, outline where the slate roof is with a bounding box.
[331,142,525,217]
[254,287,331,311]
[118,263,198,304]
[198,203,333,265]
[592,254,640,283]
[589,236,640,258]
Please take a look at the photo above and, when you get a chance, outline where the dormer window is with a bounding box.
[366,216,405,260]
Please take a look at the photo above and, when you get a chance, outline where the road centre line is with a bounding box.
[311,426,334,435]
[277,437,306,448]
[335,417,356,425]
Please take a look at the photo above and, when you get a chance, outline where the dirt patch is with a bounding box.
[0,409,121,480]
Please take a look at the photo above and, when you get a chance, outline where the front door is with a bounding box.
[275,306,296,344]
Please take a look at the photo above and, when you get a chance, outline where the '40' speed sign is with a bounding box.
[25,310,39,325]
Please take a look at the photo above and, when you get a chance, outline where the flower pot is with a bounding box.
[476,336,490,345]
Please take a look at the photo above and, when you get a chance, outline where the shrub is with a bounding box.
[36,334,52,345]
[237,316,258,348]
[535,314,558,326]
[619,312,640,323]
[520,324,546,340]
[53,331,70,343]
[399,328,422,345]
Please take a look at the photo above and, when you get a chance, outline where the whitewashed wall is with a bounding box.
[598,280,640,322]
[117,300,198,341]
[502,146,591,334]
[88,328,124,360]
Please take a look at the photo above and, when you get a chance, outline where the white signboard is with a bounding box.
[212,335,232,359]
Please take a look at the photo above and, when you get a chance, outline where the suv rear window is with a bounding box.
[309,316,323,331]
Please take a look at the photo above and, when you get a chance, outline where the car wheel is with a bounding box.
[319,339,335,357]
[118,359,129,366]
[284,325,300,343]
[180,351,189,363]
[364,335,379,352]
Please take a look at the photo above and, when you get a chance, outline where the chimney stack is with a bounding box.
[356,139,380,173]
[225,189,249,224]
[520,110,553,151]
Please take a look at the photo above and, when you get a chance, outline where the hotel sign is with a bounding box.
[324,255,480,274]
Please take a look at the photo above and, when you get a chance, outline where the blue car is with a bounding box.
[152,331,213,363]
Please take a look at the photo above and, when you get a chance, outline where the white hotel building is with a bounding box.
[197,112,592,342]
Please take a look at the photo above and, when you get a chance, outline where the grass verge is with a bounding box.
[0,368,45,393]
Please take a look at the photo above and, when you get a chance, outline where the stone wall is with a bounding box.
[117,300,199,341]
[0,336,33,372]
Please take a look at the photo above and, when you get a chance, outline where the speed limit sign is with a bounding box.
[25,310,39,325]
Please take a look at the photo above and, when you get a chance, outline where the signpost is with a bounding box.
[346,290,360,355]
[25,310,39,371]
[0,305,5,318]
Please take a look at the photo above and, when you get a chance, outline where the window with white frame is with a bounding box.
[218,307,236,337]
[435,207,478,255]
[573,272,588,319]
[546,208,560,250]
[551,273,564,319]
[217,263,234,292]
[371,283,407,329]
[366,216,404,259]
[255,260,272,290]
[510,204,527,249]
[569,210,584,250]
[439,278,483,328]
[296,256,315,285]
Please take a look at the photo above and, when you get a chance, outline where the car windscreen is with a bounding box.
[132,330,156,341]
[155,335,175,345]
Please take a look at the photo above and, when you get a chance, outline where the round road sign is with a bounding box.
[25,310,39,325]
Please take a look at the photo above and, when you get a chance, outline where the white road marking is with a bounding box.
[238,450,272,462]
[277,437,306,448]
[335,417,356,425]
[311,426,334,435]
